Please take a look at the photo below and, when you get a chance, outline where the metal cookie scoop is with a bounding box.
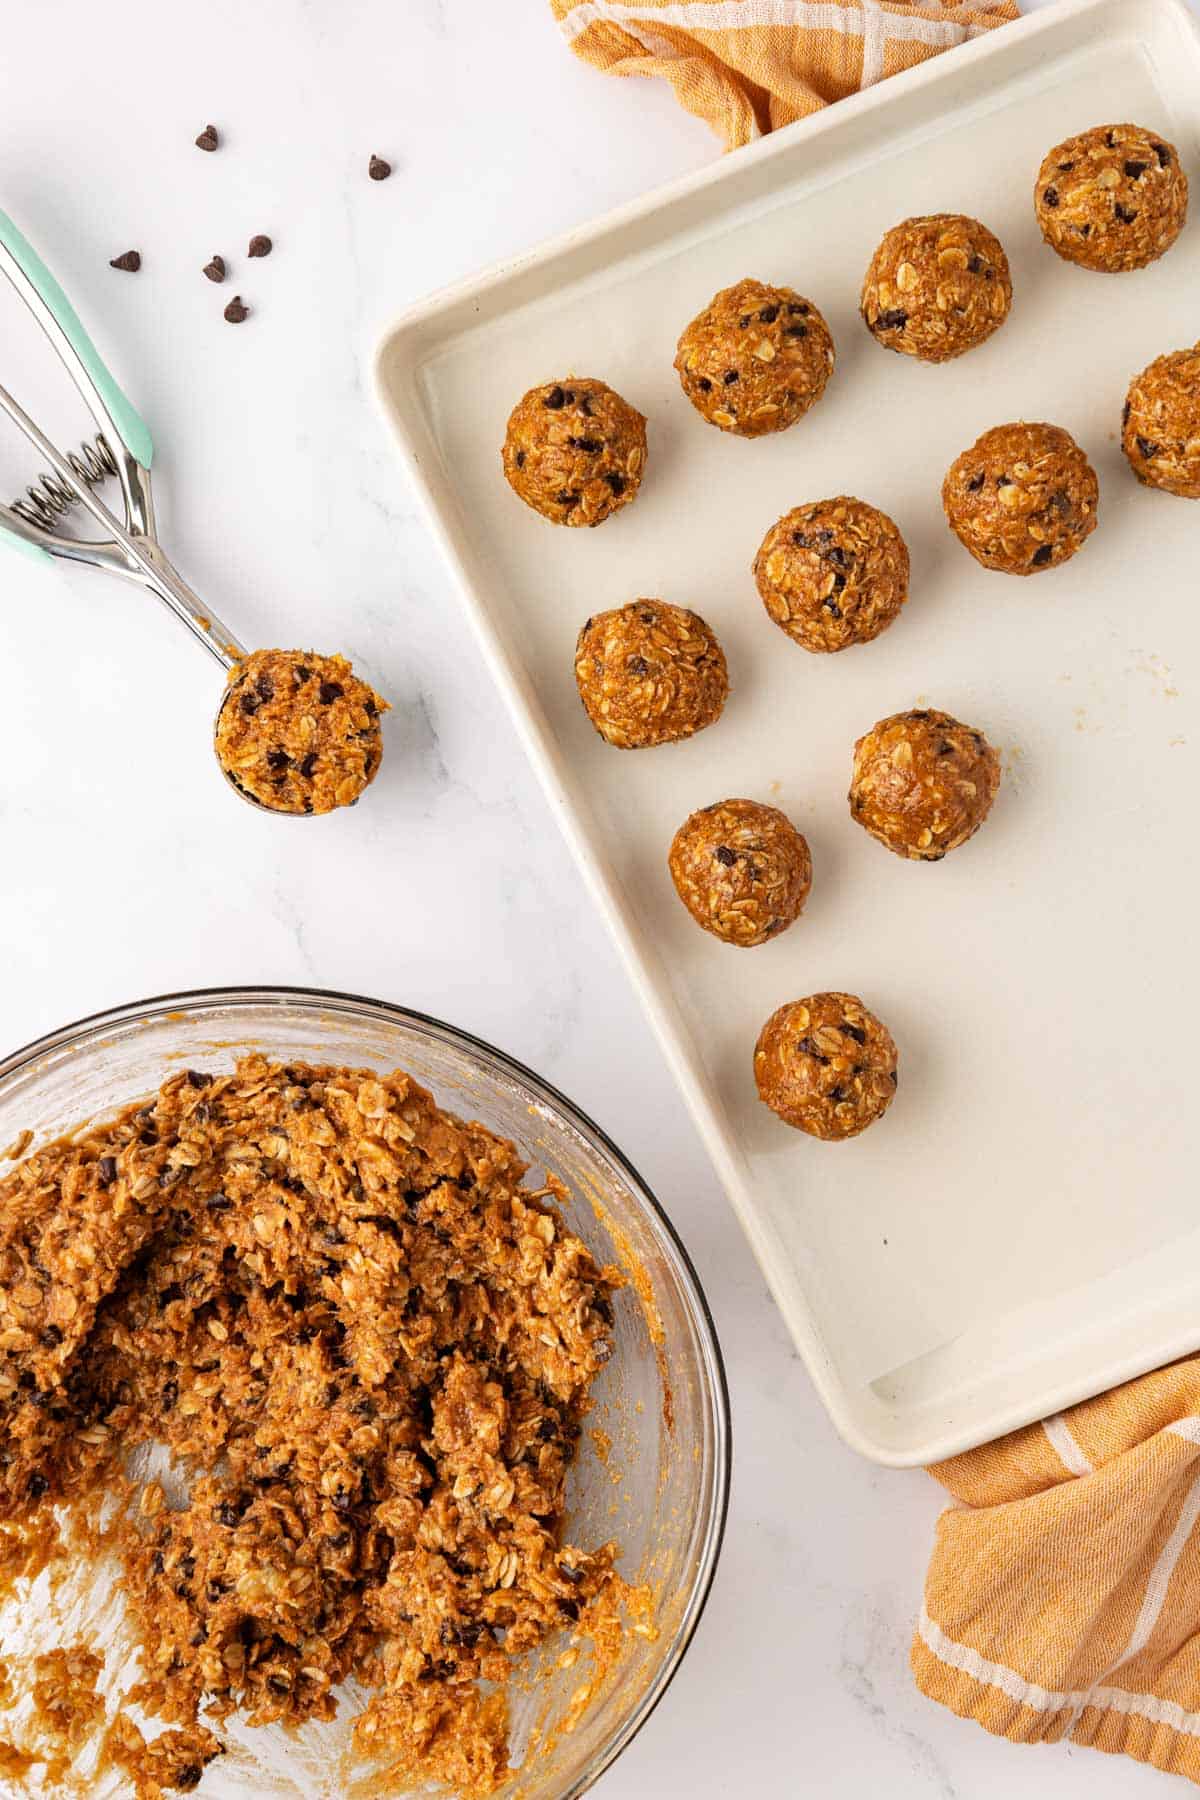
[0,208,321,816]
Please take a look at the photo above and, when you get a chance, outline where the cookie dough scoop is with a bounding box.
[0,207,386,817]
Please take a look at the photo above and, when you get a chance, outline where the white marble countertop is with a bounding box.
[0,3,1185,1794]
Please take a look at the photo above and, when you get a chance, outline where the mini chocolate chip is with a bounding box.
[368,154,392,181]
[1114,203,1137,224]
[256,674,275,702]
[554,489,577,506]
[1155,142,1171,168]
[1032,545,1053,567]
[195,124,219,152]
[1106,130,1118,148]
[1122,400,1132,427]
[890,1070,899,1085]
[938,742,955,756]
[875,308,908,330]
[603,470,625,496]
[715,846,737,867]
[738,314,751,328]
[319,681,343,705]
[829,1085,847,1103]
[784,324,808,339]
[824,599,843,619]
[1137,436,1161,458]
[910,709,931,721]
[560,1562,585,1584]
[266,748,291,771]
[967,472,986,492]
[758,304,779,323]
[787,302,809,315]
[39,1325,62,1348]
[723,369,739,384]
[514,449,525,468]
[248,234,272,257]
[567,436,601,452]
[627,655,650,676]
[544,386,566,410]
[697,376,713,391]
[967,254,984,274]
[109,250,141,273]
[186,1069,213,1089]
[1042,186,1060,208]
[639,609,657,624]
[223,295,249,323]
[1058,160,1076,171]
[176,1767,203,1793]
[203,255,226,283]
[563,390,576,404]
[792,531,811,547]
[824,545,850,569]
[796,1036,829,1064]
[27,1472,48,1499]
[831,571,847,594]
[1124,161,1149,180]
[842,1023,868,1044]
[578,395,593,415]
[1079,223,1092,238]
[97,1156,117,1186]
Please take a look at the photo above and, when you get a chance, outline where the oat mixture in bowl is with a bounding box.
[0,991,729,1800]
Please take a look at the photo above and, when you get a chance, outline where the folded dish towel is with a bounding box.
[551,0,1018,149]
[917,1357,1200,1787]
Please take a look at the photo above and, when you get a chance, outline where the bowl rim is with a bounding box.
[0,983,732,1799]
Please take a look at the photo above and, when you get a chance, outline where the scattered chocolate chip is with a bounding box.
[186,1070,213,1089]
[829,1085,847,1103]
[824,545,850,569]
[697,376,713,391]
[1114,203,1138,224]
[1079,224,1092,238]
[1058,160,1076,172]
[723,369,740,384]
[176,1767,203,1793]
[294,665,312,685]
[39,1325,62,1349]
[1032,544,1053,567]
[1155,142,1171,168]
[602,470,625,496]
[1124,161,1149,180]
[787,302,809,316]
[256,674,275,703]
[109,250,141,273]
[1106,130,1118,148]
[223,295,249,323]
[560,1562,585,1584]
[195,124,219,152]
[627,655,649,676]
[738,314,751,328]
[831,571,847,594]
[875,308,908,330]
[967,471,986,492]
[842,1023,868,1045]
[563,390,576,405]
[1122,400,1131,427]
[1137,436,1161,458]
[248,234,272,258]
[266,748,291,772]
[567,436,601,452]
[824,599,843,619]
[578,395,593,416]
[368,154,392,181]
[938,742,955,756]
[792,531,811,547]
[27,1472,48,1500]
[758,304,779,323]
[1042,186,1060,208]
[554,490,577,507]
[203,255,226,283]
[97,1155,117,1187]
[216,1501,242,1528]
[318,681,343,705]
[967,254,984,274]
[715,845,737,867]
[514,449,525,468]
[543,385,566,410]
[796,1036,829,1064]
[784,324,808,339]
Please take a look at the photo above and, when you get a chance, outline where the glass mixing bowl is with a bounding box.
[0,987,730,1800]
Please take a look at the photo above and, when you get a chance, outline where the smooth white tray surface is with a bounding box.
[377,0,1200,1463]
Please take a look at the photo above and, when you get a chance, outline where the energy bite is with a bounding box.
[214,649,387,815]
[502,378,646,526]
[674,278,835,437]
[668,799,811,947]
[575,600,728,749]
[754,993,898,1141]
[754,497,909,653]
[849,707,1000,861]
[942,422,1098,575]
[1123,345,1200,497]
[1035,124,1188,272]
[860,214,1011,362]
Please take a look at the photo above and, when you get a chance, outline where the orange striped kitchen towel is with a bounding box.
[917,1356,1200,1786]
[550,0,1019,150]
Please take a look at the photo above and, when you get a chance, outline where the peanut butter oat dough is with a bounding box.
[860,214,1012,362]
[668,799,811,947]
[674,279,835,437]
[942,422,1099,575]
[754,993,898,1141]
[849,708,1000,861]
[754,497,909,653]
[1123,345,1200,497]
[1035,124,1188,272]
[214,650,387,815]
[575,600,728,749]
[501,378,646,526]
[0,1056,624,1798]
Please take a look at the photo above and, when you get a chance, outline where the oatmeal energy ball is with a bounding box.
[849,708,1000,861]
[1035,124,1188,272]
[575,600,728,749]
[754,497,909,654]
[669,799,811,947]
[754,993,898,1141]
[1123,345,1200,497]
[502,377,646,526]
[942,422,1099,575]
[860,214,1012,362]
[674,278,835,437]
[214,649,388,815]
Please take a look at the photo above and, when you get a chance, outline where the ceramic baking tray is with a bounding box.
[375,0,1200,1466]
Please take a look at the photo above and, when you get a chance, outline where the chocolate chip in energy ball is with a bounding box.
[195,124,219,152]
[247,234,272,258]
[223,296,250,324]
[109,250,141,273]
[203,255,226,283]
[368,154,392,181]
